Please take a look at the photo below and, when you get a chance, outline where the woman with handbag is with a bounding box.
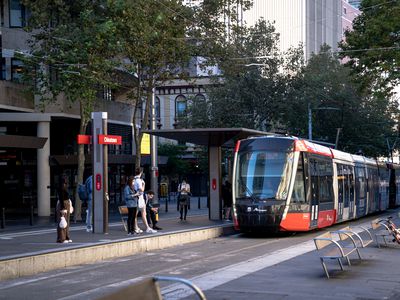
[56,177,73,243]
[178,178,191,221]
[133,168,157,234]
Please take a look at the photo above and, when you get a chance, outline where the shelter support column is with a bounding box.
[208,146,222,220]
[37,121,50,216]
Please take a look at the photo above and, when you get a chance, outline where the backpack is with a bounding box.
[78,183,88,201]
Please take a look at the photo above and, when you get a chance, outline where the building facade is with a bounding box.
[243,0,342,60]
[0,0,138,217]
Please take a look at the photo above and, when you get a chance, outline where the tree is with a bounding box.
[21,0,122,220]
[113,0,193,168]
[186,18,292,131]
[283,45,398,157]
[115,0,254,167]
[340,0,400,97]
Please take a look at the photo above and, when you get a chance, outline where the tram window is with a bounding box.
[356,166,366,199]
[292,154,306,203]
[236,150,292,200]
[318,160,333,203]
[338,164,344,204]
[349,168,355,201]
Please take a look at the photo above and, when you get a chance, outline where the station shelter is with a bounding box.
[143,128,269,220]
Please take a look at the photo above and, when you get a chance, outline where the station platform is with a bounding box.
[0,198,234,281]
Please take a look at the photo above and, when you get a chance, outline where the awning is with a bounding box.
[143,128,271,147]
[0,135,48,149]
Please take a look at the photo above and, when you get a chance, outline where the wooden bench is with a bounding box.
[118,206,128,232]
[96,276,206,300]
[313,231,361,278]
[371,218,392,248]
[332,226,374,249]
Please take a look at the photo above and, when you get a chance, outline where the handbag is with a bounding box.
[59,216,67,229]
[138,195,146,209]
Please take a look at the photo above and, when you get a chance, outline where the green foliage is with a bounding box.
[21,0,121,119]
[340,0,400,96]
[284,45,398,157]
[158,143,190,176]
[186,19,300,132]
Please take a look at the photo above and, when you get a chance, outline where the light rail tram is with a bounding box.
[232,135,400,233]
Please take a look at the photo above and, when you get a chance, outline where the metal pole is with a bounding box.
[103,117,109,234]
[308,103,312,140]
[150,87,158,203]
[335,128,341,149]
[198,196,201,209]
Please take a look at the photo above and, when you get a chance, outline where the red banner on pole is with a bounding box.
[98,134,122,145]
[77,135,91,144]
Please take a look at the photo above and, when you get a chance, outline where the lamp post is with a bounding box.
[308,104,341,143]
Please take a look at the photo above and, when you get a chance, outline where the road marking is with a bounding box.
[161,222,372,299]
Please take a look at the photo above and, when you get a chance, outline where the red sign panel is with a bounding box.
[77,135,91,145]
[98,135,122,145]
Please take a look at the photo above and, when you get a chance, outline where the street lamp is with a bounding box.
[308,103,341,144]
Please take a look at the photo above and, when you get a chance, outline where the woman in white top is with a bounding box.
[134,168,157,234]
[178,178,190,221]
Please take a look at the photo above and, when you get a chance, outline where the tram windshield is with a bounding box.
[235,150,294,201]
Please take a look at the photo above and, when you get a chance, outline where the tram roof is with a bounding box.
[143,128,271,147]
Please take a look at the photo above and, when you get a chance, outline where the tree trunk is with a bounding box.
[74,101,89,222]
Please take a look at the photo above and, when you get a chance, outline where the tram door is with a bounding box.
[349,167,355,218]
[309,158,319,228]
[337,164,344,222]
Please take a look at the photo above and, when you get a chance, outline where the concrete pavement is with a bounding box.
[0,197,235,281]
[2,203,400,300]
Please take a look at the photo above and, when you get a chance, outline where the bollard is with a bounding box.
[198,197,201,209]
[1,207,5,229]
[165,196,168,213]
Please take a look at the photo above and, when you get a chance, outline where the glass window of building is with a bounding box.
[9,0,28,27]
[175,95,187,118]
[1,58,6,80]
[11,59,23,82]
[155,96,161,119]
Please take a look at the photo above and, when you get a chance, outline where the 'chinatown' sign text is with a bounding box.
[98,134,122,145]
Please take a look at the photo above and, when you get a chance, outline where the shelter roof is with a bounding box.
[143,128,270,147]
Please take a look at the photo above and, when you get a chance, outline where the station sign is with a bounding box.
[98,134,122,145]
[77,134,91,145]
[77,134,122,145]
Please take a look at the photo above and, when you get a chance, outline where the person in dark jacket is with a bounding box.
[146,190,162,230]
[222,180,232,220]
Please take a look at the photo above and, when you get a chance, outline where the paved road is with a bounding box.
[1,211,400,300]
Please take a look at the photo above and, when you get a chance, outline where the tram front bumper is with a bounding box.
[235,204,285,233]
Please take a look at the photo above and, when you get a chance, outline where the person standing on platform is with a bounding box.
[134,168,157,233]
[124,176,138,235]
[56,178,73,243]
[178,178,191,221]
[85,175,93,232]
[222,180,232,220]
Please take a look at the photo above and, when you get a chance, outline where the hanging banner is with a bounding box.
[141,133,150,155]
